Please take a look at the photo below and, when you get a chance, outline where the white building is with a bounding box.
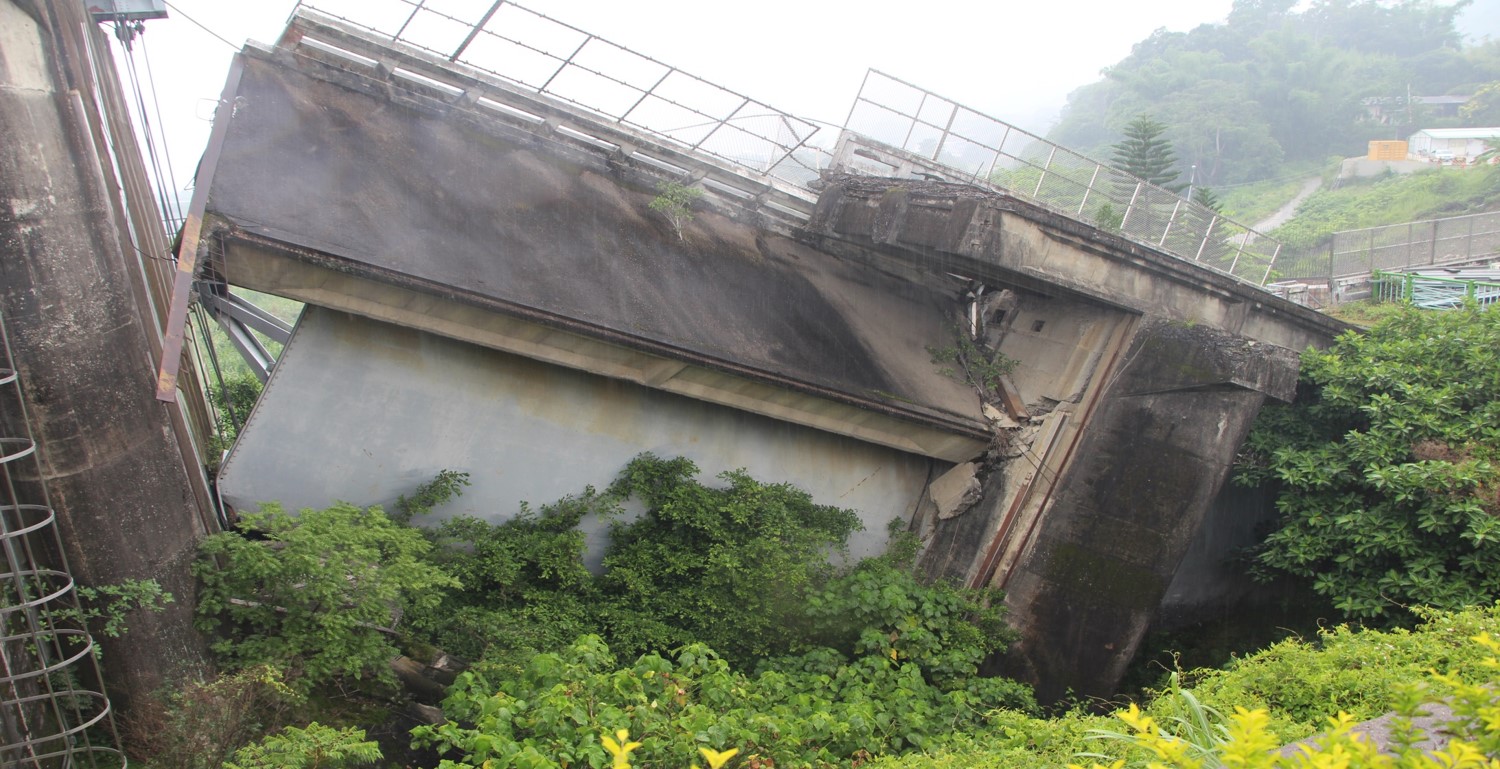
[1407,127,1500,162]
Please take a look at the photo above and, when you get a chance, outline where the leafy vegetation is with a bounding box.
[595,455,862,665]
[414,632,1034,769]
[124,665,304,769]
[649,181,703,241]
[1051,1,1499,186]
[1239,304,1500,619]
[73,578,173,640]
[225,723,382,769]
[1072,628,1500,769]
[208,371,262,451]
[928,327,1017,405]
[865,604,1500,769]
[191,456,1027,767]
[195,501,459,689]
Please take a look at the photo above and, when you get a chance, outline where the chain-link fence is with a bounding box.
[1278,211,1500,282]
[841,70,1281,286]
[292,0,829,188]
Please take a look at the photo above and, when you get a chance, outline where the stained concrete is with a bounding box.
[205,52,985,453]
[0,0,210,701]
[219,307,940,561]
[808,174,1323,701]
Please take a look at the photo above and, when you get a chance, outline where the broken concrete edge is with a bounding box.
[810,173,1354,348]
[992,317,1303,702]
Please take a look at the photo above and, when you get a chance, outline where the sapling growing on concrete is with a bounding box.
[649,180,702,240]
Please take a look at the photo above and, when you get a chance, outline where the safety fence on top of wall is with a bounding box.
[290,0,831,191]
[840,70,1283,287]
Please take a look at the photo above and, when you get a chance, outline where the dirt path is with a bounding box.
[1252,176,1321,233]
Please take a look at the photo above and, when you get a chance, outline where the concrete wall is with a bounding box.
[995,318,1294,702]
[0,0,211,701]
[219,307,942,561]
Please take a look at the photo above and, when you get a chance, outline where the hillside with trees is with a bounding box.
[1050,0,1500,188]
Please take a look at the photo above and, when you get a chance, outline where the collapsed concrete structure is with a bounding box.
[198,10,1347,699]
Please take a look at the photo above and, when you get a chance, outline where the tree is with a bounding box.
[1461,81,1500,125]
[1112,115,1186,193]
[1192,186,1222,213]
[1238,305,1500,619]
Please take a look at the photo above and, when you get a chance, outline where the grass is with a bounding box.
[1271,164,1500,250]
[1215,167,1320,227]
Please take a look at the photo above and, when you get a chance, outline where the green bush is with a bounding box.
[413,634,1035,769]
[863,605,1500,769]
[793,549,1016,688]
[594,454,862,665]
[410,454,867,668]
[194,501,459,689]
[409,493,603,663]
[1239,305,1500,618]
[224,723,381,769]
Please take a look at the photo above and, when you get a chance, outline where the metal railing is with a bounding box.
[841,70,1282,286]
[289,0,829,188]
[275,9,1288,289]
[1373,269,1500,308]
[1277,210,1500,283]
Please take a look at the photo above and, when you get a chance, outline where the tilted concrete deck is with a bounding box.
[200,12,1350,701]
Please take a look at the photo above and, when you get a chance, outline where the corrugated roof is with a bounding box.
[1410,127,1500,140]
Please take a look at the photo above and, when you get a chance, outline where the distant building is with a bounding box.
[1363,95,1471,125]
[1407,127,1500,162]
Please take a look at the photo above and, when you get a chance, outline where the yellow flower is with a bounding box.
[602,729,643,769]
[699,747,739,769]
[1118,703,1158,736]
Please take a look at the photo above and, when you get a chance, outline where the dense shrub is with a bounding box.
[410,493,602,663]
[413,634,1035,769]
[864,605,1500,769]
[1240,305,1500,618]
[594,454,862,665]
[195,502,459,688]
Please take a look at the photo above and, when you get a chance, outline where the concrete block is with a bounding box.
[932,461,982,520]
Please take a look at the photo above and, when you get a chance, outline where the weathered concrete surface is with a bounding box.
[995,319,1296,702]
[219,307,940,560]
[808,175,1323,701]
[806,174,1347,353]
[0,0,210,700]
[204,50,988,461]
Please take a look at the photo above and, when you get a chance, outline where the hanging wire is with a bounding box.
[189,301,233,449]
[162,0,239,50]
[118,36,182,237]
[139,33,187,232]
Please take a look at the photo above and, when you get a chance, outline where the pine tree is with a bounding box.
[1192,186,1222,213]
[1111,115,1185,193]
